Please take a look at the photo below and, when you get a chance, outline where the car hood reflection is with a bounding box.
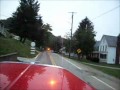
[0,62,95,90]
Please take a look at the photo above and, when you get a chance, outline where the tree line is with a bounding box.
[64,17,96,57]
[1,0,96,55]
[0,0,63,52]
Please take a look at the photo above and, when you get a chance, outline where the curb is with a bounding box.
[17,52,41,63]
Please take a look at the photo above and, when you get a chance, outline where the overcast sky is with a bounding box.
[0,0,120,40]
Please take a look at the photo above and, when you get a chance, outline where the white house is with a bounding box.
[99,35,117,64]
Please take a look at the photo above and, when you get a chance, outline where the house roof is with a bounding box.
[103,35,117,47]
[94,41,100,47]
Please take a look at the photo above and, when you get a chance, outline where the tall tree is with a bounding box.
[74,17,96,56]
[42,23,52,47]
[115,34,120,64]
[53,36,62,52]
[64,32,71,53]
[9,0,41,43]
[35,23,53,49]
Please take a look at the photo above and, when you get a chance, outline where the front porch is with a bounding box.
[99,51,108,63]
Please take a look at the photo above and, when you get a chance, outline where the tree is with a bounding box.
[46,32,56,50]
[35,23,53,49]
[42,23,52,47]
[0,18,13,29]
[115,34,120,64]
[2,0,55,49]
[42,23,52,32]
[64,32,71,53]
[9,0,41,43]
[53,36,62,52]
[74,17,96,57]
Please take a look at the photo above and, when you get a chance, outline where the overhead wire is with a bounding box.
[92,5,120,20]
[0,4,120,20]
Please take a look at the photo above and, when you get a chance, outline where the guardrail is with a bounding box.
[0,52,18,61]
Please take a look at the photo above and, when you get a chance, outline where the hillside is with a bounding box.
[0,37,36,57]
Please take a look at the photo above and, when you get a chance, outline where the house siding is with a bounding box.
[99,36,108,63]
[107,47,116,64]
[99,37,108,52]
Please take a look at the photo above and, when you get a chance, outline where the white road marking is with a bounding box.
[54,54,117,90]
[91,76,116,90]
[63,57,82,70]
[54,53,82,70]
[49,53,56,66]
[35,53,41,59]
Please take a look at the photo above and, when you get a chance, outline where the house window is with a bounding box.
[103,46,104,51]
[100,46,102,51]
[100,54,107,59]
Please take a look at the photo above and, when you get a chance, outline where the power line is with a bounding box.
[92,5,120,20]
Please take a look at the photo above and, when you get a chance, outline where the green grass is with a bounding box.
[62,54,120,79]
[0,37,38,58]
[80,59,120,68]
[63,54,120,68]
[82,63,120,79]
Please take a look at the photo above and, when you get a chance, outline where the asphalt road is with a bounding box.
[35,51,120,90]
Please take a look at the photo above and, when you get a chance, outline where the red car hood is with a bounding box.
[0,62,95,90]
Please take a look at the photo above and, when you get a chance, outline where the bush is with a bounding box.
[92,58,99,63]
[86,56,99,63]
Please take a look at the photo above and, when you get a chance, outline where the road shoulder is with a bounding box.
[62,55,120,84]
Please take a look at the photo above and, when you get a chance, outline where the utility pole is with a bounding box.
[69,12,76,58]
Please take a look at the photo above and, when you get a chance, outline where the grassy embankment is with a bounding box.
[63,54,120,79]
[0,37,38,58]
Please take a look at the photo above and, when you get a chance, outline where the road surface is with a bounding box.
[35,51,120,90]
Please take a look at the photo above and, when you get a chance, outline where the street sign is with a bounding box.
[31,42,35,47]
[77,49,81,54]
[31,42,36,54]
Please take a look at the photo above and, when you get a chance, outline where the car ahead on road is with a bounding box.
[0,62,95,90]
